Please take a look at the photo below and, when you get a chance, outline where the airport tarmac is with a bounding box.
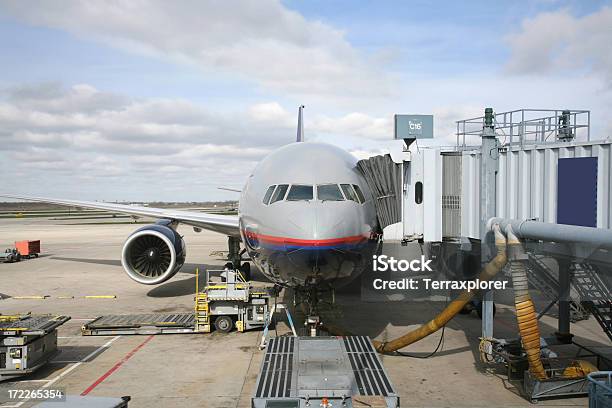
[0,216,610,407]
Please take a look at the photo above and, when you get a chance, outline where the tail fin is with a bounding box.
[296,105,304,142]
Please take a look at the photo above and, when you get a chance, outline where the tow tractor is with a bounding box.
[82,268,275,336]
[0,248,21,263]
[194,268,274,333]
[0,240,41,263]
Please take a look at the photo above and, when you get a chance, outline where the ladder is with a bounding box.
[525,254,590,322]
[194,268,211,333]
[195,292,210,333]
[570,262,612,342]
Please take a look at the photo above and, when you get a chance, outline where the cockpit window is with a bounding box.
[270,184,289,204]
[262,185,276,204]
[353,184,366,203]
[317,184,344,201]
[340,184,358,202]
[286,185,313,201]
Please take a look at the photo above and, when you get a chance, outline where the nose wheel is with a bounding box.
[294,284,336,336]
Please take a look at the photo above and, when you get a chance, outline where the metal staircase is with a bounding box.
[570,262,612,342]
[195,292,210,333]
[525,254,590,322]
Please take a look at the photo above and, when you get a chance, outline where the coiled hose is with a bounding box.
[506,225,547,380]
[371,224,508,353]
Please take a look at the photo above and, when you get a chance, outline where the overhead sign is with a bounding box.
[394,114,434,139]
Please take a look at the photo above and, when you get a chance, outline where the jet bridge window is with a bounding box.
[340,184,358,203]
[270,184,289,204]
[286,185,313,201]
[353,184,366,203]
[317,184,344,201]
[262,185,276,204]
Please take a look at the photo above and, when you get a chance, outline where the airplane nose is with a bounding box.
[287,207,317,238]
[314,209,347,239]
[288,204,362,241]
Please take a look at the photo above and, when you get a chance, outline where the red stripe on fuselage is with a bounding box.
[244,231,368,247]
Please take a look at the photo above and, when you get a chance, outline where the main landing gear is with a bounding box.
[227,236,251,281]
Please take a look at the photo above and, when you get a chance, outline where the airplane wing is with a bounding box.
[0,194,240,237]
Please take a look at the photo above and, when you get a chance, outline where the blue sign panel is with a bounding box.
[394,114,434,139]
[557,157,598,227]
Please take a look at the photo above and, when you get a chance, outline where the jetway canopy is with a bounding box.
[357,154,402,231]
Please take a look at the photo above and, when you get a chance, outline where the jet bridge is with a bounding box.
[357,108,611,403]
[361,108,612,343]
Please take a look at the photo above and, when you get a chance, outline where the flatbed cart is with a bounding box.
[0,314,71,381]
[15,240,40,259]
[82,268,274,336]
[81,313,197,336]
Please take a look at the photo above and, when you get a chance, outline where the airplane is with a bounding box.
[1,106,380,307]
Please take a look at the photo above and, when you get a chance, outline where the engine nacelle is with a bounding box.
[121,223,186,285]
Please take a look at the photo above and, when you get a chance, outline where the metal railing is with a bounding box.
[587,371,612,408]
[456,109,590,149]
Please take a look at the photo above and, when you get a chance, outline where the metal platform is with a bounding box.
[1,314,70,337]
[587,371,612,408]
[33,395,130,407]
[82,313,196,336]
[1,314,71,381]
[252,336,399,408]
[524,368,590,403]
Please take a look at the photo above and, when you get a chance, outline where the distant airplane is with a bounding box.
[1,106,379,304]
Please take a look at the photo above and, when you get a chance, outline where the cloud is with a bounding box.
[311,112,391,140]
[2,4,611,201]
[0,0,394,99]
[505,6,612,84]
[248,102,293,125]
[248,102,392,140]
[3,78,608,201]
[6,82,127,113]
[0,82,390,200]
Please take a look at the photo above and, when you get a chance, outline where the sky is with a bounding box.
[0,0,611,201]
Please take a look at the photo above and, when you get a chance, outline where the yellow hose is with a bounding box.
[506,226,547,380]
[372,224,507,353]
[324,224,591,380]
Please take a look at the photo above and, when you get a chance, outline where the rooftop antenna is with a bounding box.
[296,105,304,142]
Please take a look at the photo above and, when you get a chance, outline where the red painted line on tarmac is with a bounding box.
[81,335,154,396]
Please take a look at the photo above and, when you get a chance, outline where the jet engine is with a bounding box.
[121,222,186,285]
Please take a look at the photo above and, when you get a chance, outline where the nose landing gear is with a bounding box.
[293,282,336,336]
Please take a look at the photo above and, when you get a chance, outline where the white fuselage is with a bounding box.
[239,142,378,288]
